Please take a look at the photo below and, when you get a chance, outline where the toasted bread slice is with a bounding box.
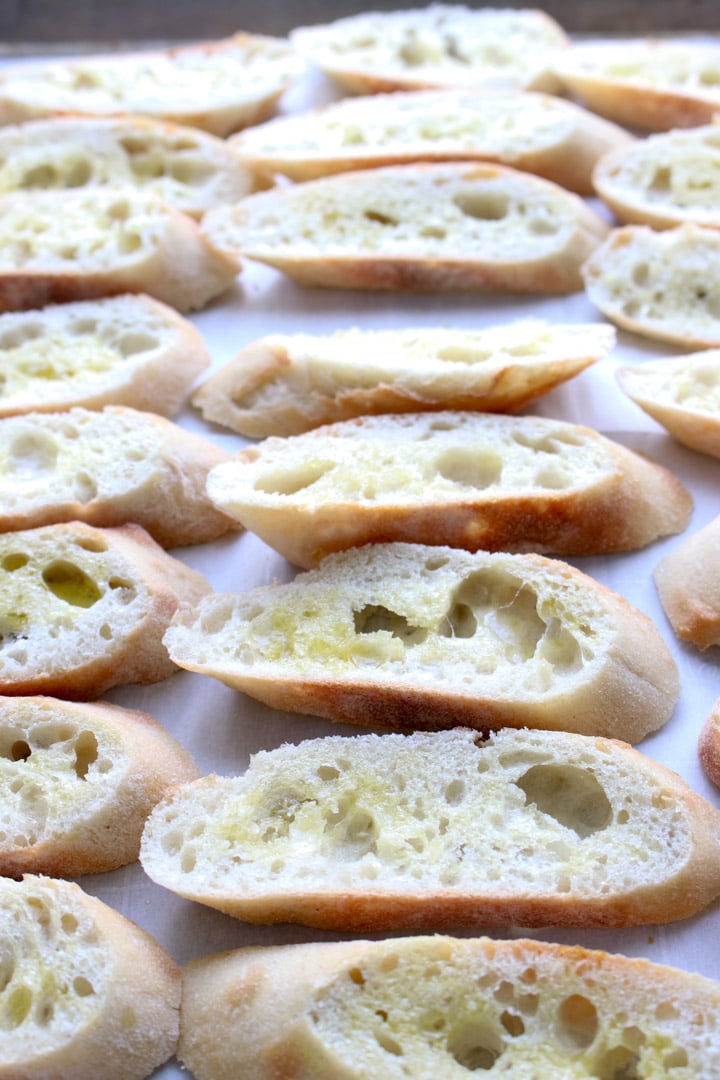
[163,542,679,743]
[654,515,720,651]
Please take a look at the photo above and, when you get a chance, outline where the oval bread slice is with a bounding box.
[202,162,610,293]
[554,40,720,131]
[0,520,211,699]
[593,124,720,230]
[582,224,720,347]
[290,6,569,94]
[230,89,633,194]
[205,411,692,567]
[0,33,306,136]
[654,515,720,651]
[0,406,239,546]
[617,350,720,459]
[141,726,720,931]
[699,699,720,790]
[192,322,616,438]
[0,875,179,1080]
[0,116,257,218]
[0,695,200,877]
[163,541,679,743]
[0,294,211,418]
[0,188,241,314]
[179,935,720,1080]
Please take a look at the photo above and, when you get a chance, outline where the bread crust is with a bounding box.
[0,696,200,877]
[654,515,720,650]
[206,411,692,567]
[202,163,610,294]
[699,699,720,789]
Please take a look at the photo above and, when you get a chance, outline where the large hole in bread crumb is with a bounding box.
[73,731,98,779]
[447,1016,504,1070]
[353,605,427,645]
[41,561,102,608]
[435,448,502,489]
[556,994,598,1050]
[8,432,58,477]
[453,191,509,221]
[254,461,332,495]
[516,764,612,838]
[595,1046,641,1079]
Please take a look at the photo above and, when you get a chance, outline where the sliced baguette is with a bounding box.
[230,89,633,194]
[0,294,211,418]
[699,699,720,790]
[202,162,610,293]
[290,6,569,94]
[0,188,241,314]
[163,542,679,743]
[616,350,720,459]
[654,515,720,651]
[0,520,211,699]
[593,124,720,230]
[581,224,720,347]
[205,411,692,568]
[0,116,257,218]
[141,726,720,931]
[0,34,305,136]
[0,875,179,1079]
[0,406,239,547]
[179,935,720,1080]
[0,695,200,877]
[554,40,720,131]
[191,322,616,438]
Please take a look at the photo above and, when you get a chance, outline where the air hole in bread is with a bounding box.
[664,1048,690,1068]
[2,553,29,572]
[353,604,428,645]
[316,765,340,781]
[116,330,157,356]
[420,225,448,239]
[117,231,143,256]
[595,1045,641,1079]
[73,976,95,998]
[73,730,98,779]
[170,159,216,185]
[556,994,598,1050]
[10,739,31,762]
[6,985,32,1027]
[74,471,98,503]
[254,461,332,495]
[500,1011,525,1037]
[453,191,509,221]
[649,166,672,195]
[42,561,102,608]
[446,1016,504,1070]
[0,323,43,350]
[421,1009,446,1032]
[60,913,78,934]
[516,764,612,837]
[534,463,571,489]
[444,779,465,805]
[632,262,650,287]
[374,1026,404,1056]
[364,210,398,226]
[20,164,59,188]
[700,67,720,85]
[529,217,560,236]
[447,570,551,661]
[435,447,502,488]
[8,432,58,478]
[75,535,107,553]
[106,198,131,222]
[424,555,450,571]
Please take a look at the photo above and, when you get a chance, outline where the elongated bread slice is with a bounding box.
[192,322,616,437]
[230,90,633,194]
[0,406,239,547]
[0,294,211,418]
[654,515,720,651]
[593,125,720,230]
[0,34,305,136]
[206,411,692,568]
[179,935,720,1080]
[699,699,720,789]
[141,727,720,931]
[202,163,610,293]
[0,695,200,877]
[0,116,256,218]
[163,542,679,742]
[554,40,720,131]
[582,224,720,347]
[617,350,720,459]
[0,521,211,699]
[290,6,569,94]
[0,875,179,1079]
[0,188,240,314]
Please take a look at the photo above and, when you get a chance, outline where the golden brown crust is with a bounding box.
[654,515,720,650]
[699,700,720,789]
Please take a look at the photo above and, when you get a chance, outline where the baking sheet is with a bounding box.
[3,44,719,1077]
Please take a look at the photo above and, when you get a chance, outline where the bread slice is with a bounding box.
[699,699,720,789]
[0,116,256,218]
[205,411,692,568]
[141,726,720,931]
[163,542,679,743]
[230,89,633,194]
[0,33,305,136]
[0,294,211,419]
[0,188,241,313]
[179,935,720,1080]
[0,406,239,547]
[654,515,720,651]
[0,874,179,1079]
[290,6,569,94]
[0,695,200,877]
[202,162,610,293]
[554,40,720,131]
[0,520,211,699]
[593,125,720,230]
[617,350,720,459]
[192,322,616,438]
[581,224,720,348]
